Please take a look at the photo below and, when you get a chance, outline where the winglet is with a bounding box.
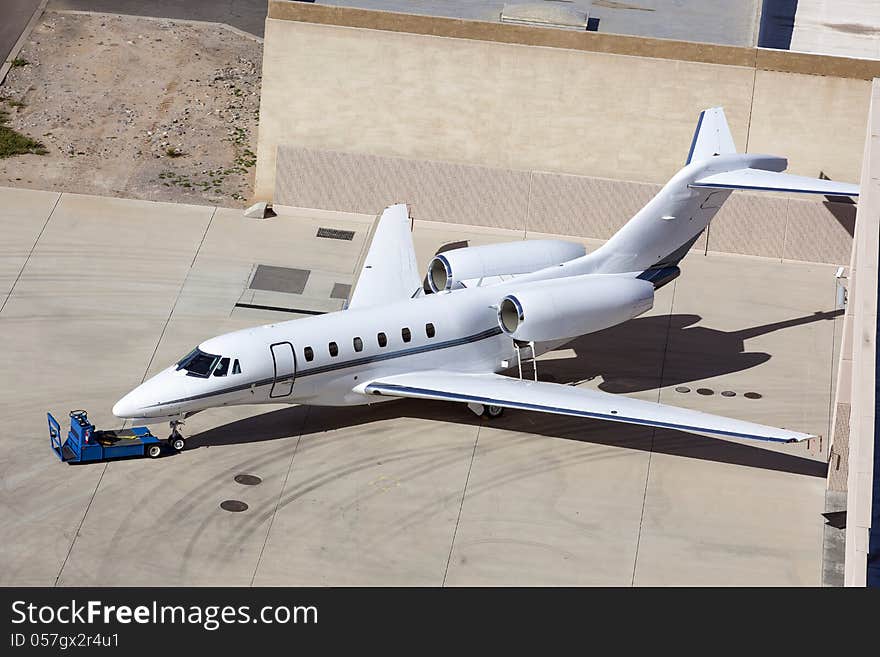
[686,107,737,165]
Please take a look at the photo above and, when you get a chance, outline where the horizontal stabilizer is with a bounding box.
[359,371,813,443]
[692,169,859,196]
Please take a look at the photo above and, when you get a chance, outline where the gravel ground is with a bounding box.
[0,11,262,207]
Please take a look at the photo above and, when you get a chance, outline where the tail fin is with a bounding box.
[525,107,859,284]
[685,107,737,165]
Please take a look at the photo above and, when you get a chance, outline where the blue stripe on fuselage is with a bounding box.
[148,325,504,407]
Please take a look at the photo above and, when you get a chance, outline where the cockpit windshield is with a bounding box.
[175,348,220,378]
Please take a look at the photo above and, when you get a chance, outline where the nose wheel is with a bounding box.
[168,419,186,451]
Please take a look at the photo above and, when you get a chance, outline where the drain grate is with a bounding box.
[317,227,355,241]
[220,500,248,512]
[234,474,262,486]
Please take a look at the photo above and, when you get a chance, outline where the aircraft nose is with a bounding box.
[112,389,144,419]
[113,368,190,419]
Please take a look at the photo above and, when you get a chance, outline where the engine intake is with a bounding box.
[427,240,586,293]
[497,276,655,342]
[499,296,525,334]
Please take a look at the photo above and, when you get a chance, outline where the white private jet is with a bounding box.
[113,108,858,450]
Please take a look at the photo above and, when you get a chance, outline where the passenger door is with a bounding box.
[269,342,296,398]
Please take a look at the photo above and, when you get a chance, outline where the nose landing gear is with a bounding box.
[168,419,186,452]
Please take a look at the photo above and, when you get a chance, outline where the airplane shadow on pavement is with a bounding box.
[549,309,843,394]
[189,310,843,479]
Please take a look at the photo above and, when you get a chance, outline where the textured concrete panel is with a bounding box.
[526,172,660,240]
[275,146,530,230]
[276,147,853,265]
[706,193,789,259]
[783,198,856,265]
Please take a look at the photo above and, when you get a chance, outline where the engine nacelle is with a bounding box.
[428,240,586,293]
[497,276,655,342]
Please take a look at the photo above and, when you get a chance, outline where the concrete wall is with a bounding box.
[842,78,879,587]
[275,145,856,265]
[255,2,876,201]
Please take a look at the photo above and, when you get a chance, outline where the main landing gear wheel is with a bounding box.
[147,444,162,458]
[486,405,505,419]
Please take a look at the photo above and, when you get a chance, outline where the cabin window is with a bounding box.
[232,359,241,375]
[329,341,339,357]
[353,337,364,352]
[214,357,230,377]
[401,327,412,343]
[377,332,387,348]
[304,347,314,362]
[425,323,435,338]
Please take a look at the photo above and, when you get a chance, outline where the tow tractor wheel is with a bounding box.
[486,405,505,419]
[147,444,162,458]
[171,436,186,452]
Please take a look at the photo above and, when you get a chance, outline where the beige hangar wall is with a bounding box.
[255,3,876,201]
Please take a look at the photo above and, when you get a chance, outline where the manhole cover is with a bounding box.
[721,390,736,397]
[744,392,763,400]
[675,386,690,393]
[220,500,249,512]
[234,474,262,486]
[696,388,714,395]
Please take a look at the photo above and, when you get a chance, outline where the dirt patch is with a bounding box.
[0,11,262,207]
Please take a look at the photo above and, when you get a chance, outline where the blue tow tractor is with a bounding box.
[48,410,185,463]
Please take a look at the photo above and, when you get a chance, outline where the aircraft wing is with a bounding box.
[358,371,812,443]
[691,169,859,196]
[347,204,421,310]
